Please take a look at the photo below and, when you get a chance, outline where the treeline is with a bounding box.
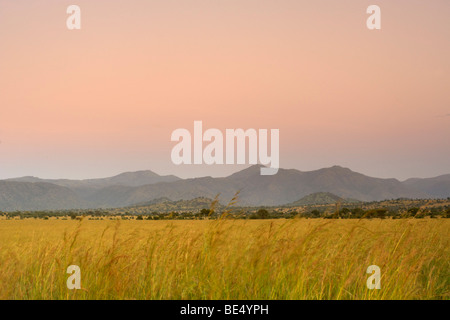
[246,207,450,219]
[302,206,450,219]
[0,210,108,220]
[1,206,449,220]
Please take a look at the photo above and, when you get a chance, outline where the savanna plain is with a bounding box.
[0,218,448,300]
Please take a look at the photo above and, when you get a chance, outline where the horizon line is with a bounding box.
[2,164,449,183]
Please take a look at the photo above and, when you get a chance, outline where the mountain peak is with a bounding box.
[109,170,159,179]
[228,164,265,177]
[329,165,352,171]
[1,166,448,211]
[103,170,180,186]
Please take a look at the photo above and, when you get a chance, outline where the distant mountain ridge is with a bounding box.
[0,166,448,211]
[0,181,82,211]
[403,174,450,199]
[6,170,180,188]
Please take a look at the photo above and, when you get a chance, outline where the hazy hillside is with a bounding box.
[79,165,429,208]
[127,197,221,213]
[298,166,427,202]
[132,197,173,207]
[403,174,450,199]
[85,176,231,208]
[287,192,360,206]
[6,170,180,189]
[0,181,84,211]
[1,166,448,211]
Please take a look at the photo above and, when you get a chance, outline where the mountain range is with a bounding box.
[0,165,448,211]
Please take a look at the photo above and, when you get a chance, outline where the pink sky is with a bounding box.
[0,0,449,180]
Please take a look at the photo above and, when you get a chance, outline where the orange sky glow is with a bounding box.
[0,0,449,180]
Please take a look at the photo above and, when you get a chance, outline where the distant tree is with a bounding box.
[136,215,144,220]
[200,208,214,218]
[249,209,270,219]
[376,209,387,219]
[407,207,420,215]
[365,209,387,219]
[256,209,270,219]
[414,212,425,219]
[340,208,351,218]
[429,208,439,218]
[310,209,321,218]
[351,208,365,218]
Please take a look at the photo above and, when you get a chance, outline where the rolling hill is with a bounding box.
[0,181,83,211]
[0,165,448,211]
[6,170,180,188]
[286,192,360,206]
[403,174,450,199]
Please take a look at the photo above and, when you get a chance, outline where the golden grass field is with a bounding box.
[0,218,448,300]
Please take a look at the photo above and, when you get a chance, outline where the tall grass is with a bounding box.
[0,218,448,299]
